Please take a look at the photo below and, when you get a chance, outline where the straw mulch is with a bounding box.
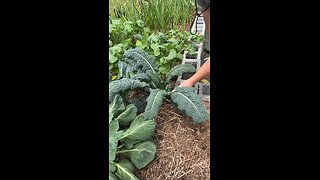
[135,100,211,180]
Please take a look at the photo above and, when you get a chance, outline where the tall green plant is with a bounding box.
[112,0,195,32]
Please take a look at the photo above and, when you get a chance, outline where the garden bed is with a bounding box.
[135,100,210,180]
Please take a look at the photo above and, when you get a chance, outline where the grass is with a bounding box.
[109,0,128,17]
[110,0,195,32]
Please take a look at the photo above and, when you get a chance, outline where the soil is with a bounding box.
[135,100,211,180]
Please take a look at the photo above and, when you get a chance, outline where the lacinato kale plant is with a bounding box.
[109,48,209,124]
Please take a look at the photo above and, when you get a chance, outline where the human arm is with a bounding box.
[179,5,210,87]
[178,57,210,87]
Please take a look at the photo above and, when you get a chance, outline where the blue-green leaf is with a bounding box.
[123,48,159,74]
[166,64,196,83]
[170,87,209,124]
[145,70,161,88]
[144,89,167,120]
[109,78,149,102]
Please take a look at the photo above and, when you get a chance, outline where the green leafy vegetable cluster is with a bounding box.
[109,95,156,180]
[110,48,209,124]
[109,16,203,77]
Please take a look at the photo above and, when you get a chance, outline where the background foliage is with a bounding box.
[109,17,203,77]
[109,0,196,32]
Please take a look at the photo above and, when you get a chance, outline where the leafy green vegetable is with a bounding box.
[117,61,128,79]
[170,87,209,124]
[109,120,123,162]
[115,104,137,125]
[145,70,162,89]
[109,78,149,102]
[144,89,167,120]
[109,162,116,172]
[109,17,203,76]
[123,141,156,169]
[109,95,125,117]
[166,64,196,83]
[117,159,134,172]
[109,172,119,180]
[110,48,209,124]
[108,94,157,179]
[127,92,149,114]
[115,162,139,180]
[164,49,177,61]
[124,48,159,74]
[109,113,114,124]
[132,73,150,81]
[159,63,171,75]
[120,114,155,149]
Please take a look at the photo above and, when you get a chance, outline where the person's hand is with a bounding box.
[178,79,195,87]
[173,79,195,92]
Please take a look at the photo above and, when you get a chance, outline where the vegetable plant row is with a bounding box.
[109,48,209,179]
[109,17,203,77]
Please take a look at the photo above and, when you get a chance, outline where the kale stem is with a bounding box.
[116,149,133,154]
[117,144,124,149]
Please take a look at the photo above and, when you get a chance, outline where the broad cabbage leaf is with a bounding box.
[120,114,155,148]
[125,141,156,169]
